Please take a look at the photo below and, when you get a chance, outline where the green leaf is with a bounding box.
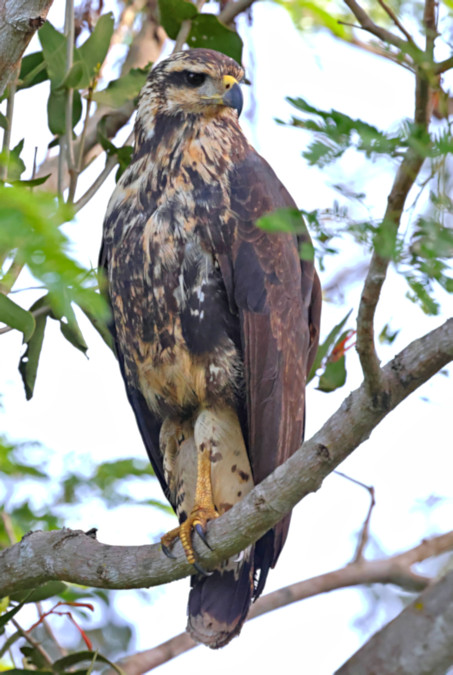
[406,276,439,315]
[47,89,82,136]
[1,670,52,675]
[0,294,35,340]
[0,139,27,181]
[21,645,49,670]
[91,67,149,108]
[76,291,114,351]
[53,651,126,675]
[287,96,404,167]
[0,630,22,658]
[0,598,29,630]
[188,14,243,62]
[18,51,48,91]
[11,174,51,188]
[38,21,67,88]
[10,581,67,604]
[257,207,307,234]
[60,60,86,89]
[78,12,114,84]
[47,88,65,136]
[158,0,198,39]
[0,185,108,361]
[53,300,88,355]
[379,323,399,345]
[307,310,352,382]
[374,217,398,259]
[317,352,346,392]
[317,328,353,393]
[274,0,351,39]
[18,297,50,400]
[0,111,7,130]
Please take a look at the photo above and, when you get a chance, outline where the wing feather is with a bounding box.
[216,148,321,572]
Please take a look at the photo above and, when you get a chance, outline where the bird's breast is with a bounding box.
[110,195,241,419]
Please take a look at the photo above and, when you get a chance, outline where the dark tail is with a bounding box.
[187,547,254,649]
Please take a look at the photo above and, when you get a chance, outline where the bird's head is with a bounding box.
[138,48,245,120]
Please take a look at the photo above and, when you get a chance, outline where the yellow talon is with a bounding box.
[160,441,218,567]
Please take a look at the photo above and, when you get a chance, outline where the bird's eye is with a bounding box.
[185,71,206,87]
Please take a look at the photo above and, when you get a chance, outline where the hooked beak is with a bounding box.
[222,75,243,116]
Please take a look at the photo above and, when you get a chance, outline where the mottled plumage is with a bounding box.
[100,48,321,648]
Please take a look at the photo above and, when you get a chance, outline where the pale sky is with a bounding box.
[1,2,453,673]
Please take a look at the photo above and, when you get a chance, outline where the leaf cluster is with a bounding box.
[0,185,111,399]
[158,0,243,62]
[278,97,453,315]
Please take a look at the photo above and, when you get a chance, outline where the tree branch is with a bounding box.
[336,567,453,674]
[113,530,453,673]
[342,0,410,51]
[0,0,54,96]
[355,4,432,398]
[218,0,257,25]
[0,318,452,596]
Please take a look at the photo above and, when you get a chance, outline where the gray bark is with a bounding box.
[336,569,453,675]
[0,318,452,597]
[0,0,54,96]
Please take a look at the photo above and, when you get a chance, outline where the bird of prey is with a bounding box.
[100,48,321,648]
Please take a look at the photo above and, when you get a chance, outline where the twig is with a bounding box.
[1,512,16,545]
[0,305,50,335]
[376,0,415,44]
[67,86,93,203]
[76,88,93,174]
[111,530,453,674]
[434,55,453,75]
[64,0,76,203]
[0,257,24,295]
[353,486,375,562]
[36,602,67,657]
[342,0,411,52]
[0,64,19,182]
[218,0,258,25]
[73,129,134,213]
[334,470,376,562]
[10,618,53,668]
[173,0,207,53]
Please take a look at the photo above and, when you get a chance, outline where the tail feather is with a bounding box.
[187,547,254,649]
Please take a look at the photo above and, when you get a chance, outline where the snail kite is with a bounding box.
[100,48,321,648]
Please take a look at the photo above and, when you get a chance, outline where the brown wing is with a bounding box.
[215,148,321,583]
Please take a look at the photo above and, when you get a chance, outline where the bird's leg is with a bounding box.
[160,411,219,571]
[178,442,219,564]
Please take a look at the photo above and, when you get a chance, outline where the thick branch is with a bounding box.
[114,530,453,674]
[0,319,452,596]
[0,0,54,96]
[336,567,453,674]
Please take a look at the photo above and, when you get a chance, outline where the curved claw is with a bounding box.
[194,523,214,551]
[193,561,213,576]
[161,543,177,560]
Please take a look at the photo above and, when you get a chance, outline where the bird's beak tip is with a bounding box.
[223,82,243,117]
